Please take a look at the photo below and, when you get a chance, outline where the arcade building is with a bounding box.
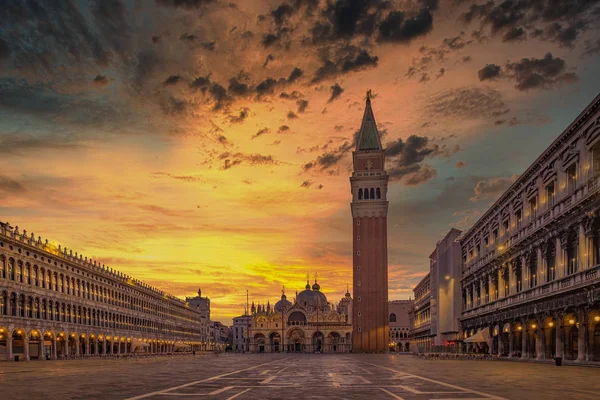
[0,222,209,360]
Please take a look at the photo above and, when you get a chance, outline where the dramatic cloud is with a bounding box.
[312,46,378,83]
[478,53,578,91]
[427,86,509,120]
[460,0,600,48]
[478,64,501,81]
[504,53,578,91]
[328,83,344,103]
[385,135,458,186]
[378,8,434,43]
[470,174,520,202]
[297,99,309,113]
[252,127,271,140]
[278,125,290,133]
[219,152,280,170]
[228,108,249,124]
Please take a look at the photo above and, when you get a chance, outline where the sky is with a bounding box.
[1,0,599,325]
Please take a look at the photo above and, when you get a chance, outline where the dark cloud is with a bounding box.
[228,107,249,124]
[302,130,359,172]
[287,111,298,119]
[427,86,509,120]
[328,83,344,103]
[263,54,275,67]
[502,26,526,42]
[312,45,378,83]
[280,91,303,100]
[456,161,466,168]
[93,74,109,85]
[190,75,211,92]
[218,151,280,170]
[460,0,599,48]
[477,64,501,81]
[385,135,455,185]
[377,8,434,43]
[442,33,472,50]
[256,77,280,95]
[436,68,445,79]
[287,67,304,83]
[180,33,197,41]
[227,78,251,97]
[297,99,309,113]
[506,53,578,91]
[300,180,313,188]
[163,75,183,86]
[252,127,271,140]
[278,125,290,133]
[532,21,587,47]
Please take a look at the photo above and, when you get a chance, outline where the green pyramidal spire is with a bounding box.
[356,90,382,151]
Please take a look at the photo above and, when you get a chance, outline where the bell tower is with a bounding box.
[350,90,389,352]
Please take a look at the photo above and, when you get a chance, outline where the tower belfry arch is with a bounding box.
[350,91,389,352]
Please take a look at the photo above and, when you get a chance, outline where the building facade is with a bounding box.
[232,314,251,352]
[460,94,600,362]
[186,289,210,321]
[409,273,432,352]
[0,222,208,360]
[351,91,390,352]
[389,300,412,352]
[248,281,352,353]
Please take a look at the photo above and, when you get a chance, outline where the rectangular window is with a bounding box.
[529,197,537,220]
[566,163,577,193]
[546,182,555,207]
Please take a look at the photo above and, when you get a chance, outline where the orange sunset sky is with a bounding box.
[1,0,600,324]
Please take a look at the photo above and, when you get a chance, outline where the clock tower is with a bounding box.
[350,91,389,352]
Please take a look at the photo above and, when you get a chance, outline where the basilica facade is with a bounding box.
[248,280,352,353]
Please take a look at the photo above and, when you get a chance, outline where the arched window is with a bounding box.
[0,291,6,315]
[370,188,375,199]
[8,259,14,280]
[389,313,397,323]
[376,187,381,199]
[365,189,370,199]
[358,188,363,200]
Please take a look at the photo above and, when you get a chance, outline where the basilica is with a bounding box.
[248,279,352,353]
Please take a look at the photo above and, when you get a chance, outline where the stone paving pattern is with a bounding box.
[1,354,598,400]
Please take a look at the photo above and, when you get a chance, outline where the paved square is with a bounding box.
[1,354,598,400]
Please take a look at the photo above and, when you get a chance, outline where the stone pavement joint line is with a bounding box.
[127,356,507,400]
[124,357,292,400]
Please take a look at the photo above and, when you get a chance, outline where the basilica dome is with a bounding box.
[297,280,328,309]
[274,293,292,312]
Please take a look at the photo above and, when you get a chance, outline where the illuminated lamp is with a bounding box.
[569,319,575,325]
[548,322,554,327]
[517,326,522,331]
[595,316,600,322]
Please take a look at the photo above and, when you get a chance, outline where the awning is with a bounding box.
[174,343,190,349]
[463,329,491,343]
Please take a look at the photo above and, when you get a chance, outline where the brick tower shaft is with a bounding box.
[350,91,389,352]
